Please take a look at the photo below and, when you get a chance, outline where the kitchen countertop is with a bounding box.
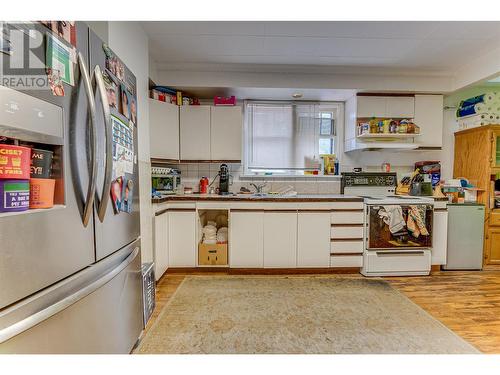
[151,193,364,203]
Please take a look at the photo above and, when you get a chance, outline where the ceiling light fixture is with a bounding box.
[292,92,303,99]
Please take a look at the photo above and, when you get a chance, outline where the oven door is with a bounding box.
[367,204,433,250]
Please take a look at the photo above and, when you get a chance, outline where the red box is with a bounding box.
[214,96,236,106]
[0,144,31,179]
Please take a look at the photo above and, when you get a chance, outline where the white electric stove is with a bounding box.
[341,172,434,277]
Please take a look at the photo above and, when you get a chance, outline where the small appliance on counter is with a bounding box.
[151,167,181,195]
[218,164,230,195]
[443,203,485,270]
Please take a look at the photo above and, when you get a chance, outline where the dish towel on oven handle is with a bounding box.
[407,205,429,238]
[378,205,406,234]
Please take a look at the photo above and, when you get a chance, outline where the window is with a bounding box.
[244,101,342,176]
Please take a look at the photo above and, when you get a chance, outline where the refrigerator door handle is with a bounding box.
[0,246,140,344]
[93,65,113,222]
[77,52,98,227]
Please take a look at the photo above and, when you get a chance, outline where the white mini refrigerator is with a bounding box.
[443,203,485,270]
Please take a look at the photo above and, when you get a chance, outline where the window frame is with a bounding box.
[243,100,343,177]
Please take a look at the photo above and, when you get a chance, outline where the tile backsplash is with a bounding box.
[160,163,341,194]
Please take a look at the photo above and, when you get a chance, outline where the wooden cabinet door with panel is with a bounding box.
[486,227,500,265]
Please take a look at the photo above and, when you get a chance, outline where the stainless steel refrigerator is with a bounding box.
[0,22,143,353]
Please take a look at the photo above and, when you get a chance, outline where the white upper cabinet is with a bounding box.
[386,97,415,118]
[357,96,387,118]
[149,99,179,160]
[179,105,211,160]
[414,95,444,148]
[357,96,415,118]
[210,106,242,161]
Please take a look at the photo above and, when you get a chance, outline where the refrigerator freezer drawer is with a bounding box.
[0,241,143,354]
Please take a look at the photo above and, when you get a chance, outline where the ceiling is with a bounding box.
[143,21,500,73]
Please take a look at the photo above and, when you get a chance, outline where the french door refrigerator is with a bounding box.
[0,22,143,353]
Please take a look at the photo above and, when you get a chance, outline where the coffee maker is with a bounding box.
[218,164,230,195]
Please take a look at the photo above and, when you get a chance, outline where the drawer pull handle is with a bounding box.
[376,251,425,256]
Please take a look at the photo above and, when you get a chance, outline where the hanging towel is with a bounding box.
[378,205,406,234]
[407,205,429,238]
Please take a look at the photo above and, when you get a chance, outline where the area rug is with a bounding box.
[135,276,479,354]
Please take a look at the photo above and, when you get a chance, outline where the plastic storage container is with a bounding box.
[30,148,53,178]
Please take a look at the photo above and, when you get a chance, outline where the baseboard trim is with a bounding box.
[166,267,361,275]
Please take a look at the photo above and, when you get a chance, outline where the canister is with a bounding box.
[30,148,53,178]
[0,144,31,179]
[29,178,56,209]
[0,179,30,212]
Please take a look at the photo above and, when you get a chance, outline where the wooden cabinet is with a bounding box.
[454,125,500,266]
[297,212,330,267]
[414,95,444,148]
[431,209,448,265]
[154,212,169,280]
[149,99,179,160]
[486,227,500,265]
[168,210,197,267]
[229,210,264,267]
[210,106,242,161]
[263,211,297,268]
[179,105,211,160]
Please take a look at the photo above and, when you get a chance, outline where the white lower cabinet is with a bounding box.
[297,212,330,267]
[263,211,297,268]
[432,209,448,265]
[229,210,264,267]
[154,212,169,280]
[168,210,197,267]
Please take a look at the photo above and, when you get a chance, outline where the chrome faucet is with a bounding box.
[250,182,267,194]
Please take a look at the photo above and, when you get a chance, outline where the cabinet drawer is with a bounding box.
[331,211,364,224]
[330,225,364,239]
[490,212,500,226]
[365,250,431,273]
[330,255,363,268]
[330,241,364,254]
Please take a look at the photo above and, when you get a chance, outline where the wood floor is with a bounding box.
[146,270,500,354]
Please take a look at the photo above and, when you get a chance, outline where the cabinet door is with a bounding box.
[168,210,196,267]
[154,212,169,280]
[229,211,264,267]
[210,106,242,161]
[297,212,331,267]
[491,130,500,168]
[179,105,211,160]
[431,210,448,265]
[486,228,500,265]
[149,99,179,160]
[263,212,297,268]
[414,95,444,148]
[386,97,415,118]
[357,96,386,118]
